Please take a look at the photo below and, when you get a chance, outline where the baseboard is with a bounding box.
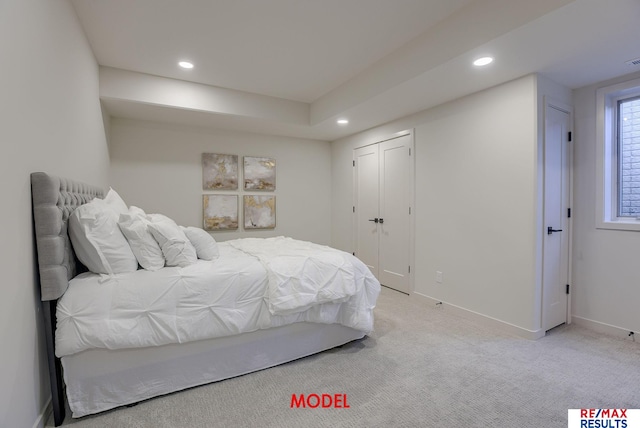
[32,398,52,428]
[411,292,545,340]
[572,315,637,341]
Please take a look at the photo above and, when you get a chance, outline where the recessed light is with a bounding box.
[178,61,194,69]
[473,57,493,67]
[337,119,349,125]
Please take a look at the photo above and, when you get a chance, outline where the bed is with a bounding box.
[30,172,380,425]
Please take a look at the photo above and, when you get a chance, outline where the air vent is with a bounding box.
[625,57,640,66]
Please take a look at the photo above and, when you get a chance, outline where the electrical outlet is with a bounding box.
[436,271,443,284]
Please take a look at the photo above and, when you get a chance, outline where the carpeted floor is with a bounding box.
[50,286,640,427]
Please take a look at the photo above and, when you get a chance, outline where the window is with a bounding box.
[618,97,640,217]
[596,77,640,231]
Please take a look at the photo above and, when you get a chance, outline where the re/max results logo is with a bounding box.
[568,409,640,428]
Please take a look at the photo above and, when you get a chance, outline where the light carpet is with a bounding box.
[50,286,640,427]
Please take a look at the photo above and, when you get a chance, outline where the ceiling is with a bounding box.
[72,0,640,141]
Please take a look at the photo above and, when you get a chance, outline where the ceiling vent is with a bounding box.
[625,57,640,66]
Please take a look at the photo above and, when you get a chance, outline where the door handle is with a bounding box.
[547,226,563,235]
[379,218,384,224]
[368,218,379,223]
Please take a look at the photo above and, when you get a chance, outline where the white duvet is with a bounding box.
[56,237,380,357]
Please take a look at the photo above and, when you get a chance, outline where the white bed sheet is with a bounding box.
[62,322,365,417]
[56,238,379,357]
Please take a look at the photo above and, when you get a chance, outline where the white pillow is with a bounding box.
[181,226,220,261]
[103,188,129,219]
[147,216,197,267]
[147,213,175,225]
[118,206,165,271]
[69,198,138,274]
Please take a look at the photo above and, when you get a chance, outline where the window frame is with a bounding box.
[596,77,640,231]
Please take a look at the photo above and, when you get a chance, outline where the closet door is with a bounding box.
[378,136,410,293]
[353,134,411,294]
[354,144,380,276]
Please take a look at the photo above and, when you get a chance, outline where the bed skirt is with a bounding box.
[62,322,366,418]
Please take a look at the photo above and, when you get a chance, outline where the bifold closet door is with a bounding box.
[354,134,411,294]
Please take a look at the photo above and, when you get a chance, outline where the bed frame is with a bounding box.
[31,172,365,425]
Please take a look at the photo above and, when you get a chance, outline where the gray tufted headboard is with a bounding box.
[31,172,104,301]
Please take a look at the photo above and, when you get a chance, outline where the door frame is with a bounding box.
[541,97,573,329]
[352,130,416,295]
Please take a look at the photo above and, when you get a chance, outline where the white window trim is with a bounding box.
[596,77,640,231]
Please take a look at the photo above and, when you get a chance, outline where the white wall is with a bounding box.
[572,70,640,335]
[109,119,332,244]
[0,0,110,427]
[332,75,564,335]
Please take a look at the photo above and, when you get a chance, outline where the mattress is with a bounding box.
[56,238,380,357]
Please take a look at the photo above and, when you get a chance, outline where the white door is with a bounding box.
[542,105,571,331]
[354,134,412,294]
[354,144,380,275]
[378,137,411,293]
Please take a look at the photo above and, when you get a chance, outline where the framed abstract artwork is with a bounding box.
[202,153,238,190]
[203,194,238,230]
[244,195,276,229]
[244,156,276,191]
